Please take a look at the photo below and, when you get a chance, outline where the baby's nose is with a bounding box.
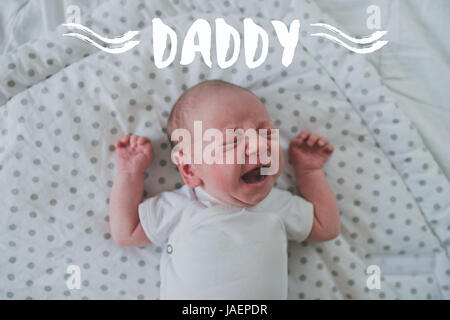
[244,135,270,158]
[245,137,258,156]
[244,135,258,156]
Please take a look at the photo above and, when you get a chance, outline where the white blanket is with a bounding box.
[1,0,449,299]
[315,0,450,179]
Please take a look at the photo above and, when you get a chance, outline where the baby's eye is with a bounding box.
[223,131,239,145]
[224,135,238,146]
[258,128,272,137]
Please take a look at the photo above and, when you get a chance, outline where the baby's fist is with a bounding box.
[115,134,154,174]
[288,130,334,173]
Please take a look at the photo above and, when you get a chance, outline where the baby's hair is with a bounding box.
[166,79,252,148]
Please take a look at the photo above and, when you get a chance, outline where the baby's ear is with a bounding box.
[179,163,202,188]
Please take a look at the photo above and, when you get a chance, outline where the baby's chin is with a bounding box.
[234,174,277,207]
[240,190,271,207]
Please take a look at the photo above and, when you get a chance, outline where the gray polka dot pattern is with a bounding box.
[1,0,449,300]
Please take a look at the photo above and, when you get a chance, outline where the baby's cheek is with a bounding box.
[209,164,236,189]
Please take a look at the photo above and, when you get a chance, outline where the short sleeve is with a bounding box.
[138,185,191,246]
[280,193,314,242]
[253,188,314,242]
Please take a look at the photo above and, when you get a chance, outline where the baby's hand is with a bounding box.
[288,130,334,173]
[115,134,154,174]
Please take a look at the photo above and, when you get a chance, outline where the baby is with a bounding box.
[109,80,340,299]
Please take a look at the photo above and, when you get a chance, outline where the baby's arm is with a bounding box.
[109,134,153,247]
[289,130,340,242]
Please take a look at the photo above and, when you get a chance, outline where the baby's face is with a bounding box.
[182,87,284,207]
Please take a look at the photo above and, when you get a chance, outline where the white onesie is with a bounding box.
[138,185,314,299]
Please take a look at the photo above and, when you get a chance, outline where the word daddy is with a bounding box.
[153,18,300,69]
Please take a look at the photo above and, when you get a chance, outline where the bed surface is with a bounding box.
[1,0,449,299]
[314,0,450,179]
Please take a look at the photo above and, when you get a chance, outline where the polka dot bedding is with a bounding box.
[1,0,449,299]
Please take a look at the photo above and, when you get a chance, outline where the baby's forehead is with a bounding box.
[196,105,271,131]
[194,83,244,102]
[199,85,263,109]
[184,84,269,125]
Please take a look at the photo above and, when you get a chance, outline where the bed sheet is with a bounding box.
[314,0,450,180]
[1,0,449,300]
[0,0,106,56]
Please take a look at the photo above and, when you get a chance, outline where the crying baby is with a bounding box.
[108,79,340,299]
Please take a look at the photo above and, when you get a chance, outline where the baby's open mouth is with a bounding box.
[240,165,270,184]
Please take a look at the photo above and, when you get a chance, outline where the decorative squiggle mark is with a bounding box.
[62,32,140,54]
[310,32,388,54]
[310,23,387,44]
[62,23,140,54]
[310,23,388,54]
